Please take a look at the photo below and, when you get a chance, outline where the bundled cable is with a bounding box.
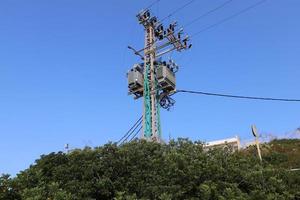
[117,116,143,145]
[128,126,143,143]
[120,123,142,145]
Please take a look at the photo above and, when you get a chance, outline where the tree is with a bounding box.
[2,139,300,199]
[0,174,21,200]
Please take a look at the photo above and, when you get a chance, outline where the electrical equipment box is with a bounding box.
[157,65,176,93]
[127,64,144,99]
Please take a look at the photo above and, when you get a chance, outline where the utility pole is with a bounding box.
[251,125,262,162]
[127,9,191,142]
[143,18,159,141]
[64,143,69,154]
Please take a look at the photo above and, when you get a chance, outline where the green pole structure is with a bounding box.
[143,63,152,138]
[155,77,162,138]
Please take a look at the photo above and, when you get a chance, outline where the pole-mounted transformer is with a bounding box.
[127,9,191,142]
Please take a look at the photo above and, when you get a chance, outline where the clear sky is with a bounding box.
[0,0,299,175]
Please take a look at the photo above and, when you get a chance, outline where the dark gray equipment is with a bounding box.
[157,65,176,93]
[127,64,144,99]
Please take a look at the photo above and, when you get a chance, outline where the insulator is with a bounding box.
[157,24,163,32]
[173,65,179,73]
[143,10,150,19]
[178,32,181,39]
[159,35,164,40]
[188,44,192,49]
[150,17,157,26]
[153,17,157,23]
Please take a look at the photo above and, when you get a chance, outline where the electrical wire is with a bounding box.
[120,122,143,145]
[191,0,268,38]
[136,0,235,53]
[176,89,300,102]
[183,0,234,28]
[160,0,196,22]
[146,0,162,10]
[129,126,143,142]
[117,116,142,144]
[137,0,266,55]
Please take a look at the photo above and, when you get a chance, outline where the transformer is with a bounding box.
[157,65,176,93]
[127,64,144,99]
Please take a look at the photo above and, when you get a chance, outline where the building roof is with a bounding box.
[205,137,239,147]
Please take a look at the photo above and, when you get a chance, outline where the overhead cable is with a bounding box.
[117,116,142,144]
[191,0,268,38]
[176,89,300,102]
[146,0,161,10]
[120,123,142,145]
[160,0,196,22]
[183,0,234,28]
[129,126,143,142]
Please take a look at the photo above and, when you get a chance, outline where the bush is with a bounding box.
[1,139,299,199]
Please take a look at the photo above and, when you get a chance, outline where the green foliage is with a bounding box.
[1,139,299,199]
[21,182,72,200]
[0,174,21,200]
[267,139,300,168]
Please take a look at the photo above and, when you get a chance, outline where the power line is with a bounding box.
[120,122,142,145]
[160,0,196,22]
[183,0,234,28]
[191,0,268,38]
[176,89,300,102]
[146,0,161,10]
[129,126,143,142]
[117,116,142,144]
[133,0,266,57]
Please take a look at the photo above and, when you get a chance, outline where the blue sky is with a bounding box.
[0,0,299,175]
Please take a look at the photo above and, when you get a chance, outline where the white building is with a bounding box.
[204,136,241,152]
